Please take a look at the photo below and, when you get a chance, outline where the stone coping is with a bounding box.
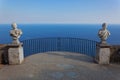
[7,43,23,47]
[97,43,111,48]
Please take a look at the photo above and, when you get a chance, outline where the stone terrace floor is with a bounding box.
[0,52,120,80]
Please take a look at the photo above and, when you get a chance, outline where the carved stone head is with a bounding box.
[11,23,17,29]
[102,23,107,30]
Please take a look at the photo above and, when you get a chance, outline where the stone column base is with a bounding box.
[95,44,111,64]
[8,43,24,65]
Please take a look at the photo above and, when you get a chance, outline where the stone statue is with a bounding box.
[98,23,110,44]
[10,23,22,44]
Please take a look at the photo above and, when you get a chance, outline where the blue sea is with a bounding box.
[0,24,120,45]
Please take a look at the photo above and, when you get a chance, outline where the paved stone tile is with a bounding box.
[0,52,120,80]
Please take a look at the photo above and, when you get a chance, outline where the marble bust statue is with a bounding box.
[98,23,110,44]
[10,23,22,44]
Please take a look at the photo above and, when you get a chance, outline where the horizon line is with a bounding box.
[1,23,120,25]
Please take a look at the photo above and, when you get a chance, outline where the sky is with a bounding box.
[0,0,120,24]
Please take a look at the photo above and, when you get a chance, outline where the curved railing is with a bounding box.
[21,37,98,57]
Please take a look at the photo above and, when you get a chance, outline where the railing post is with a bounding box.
[57,38,61,51]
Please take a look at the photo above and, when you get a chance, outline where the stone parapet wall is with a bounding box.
[110,45,120,63]
[0,43,120,64]
[0,43,24,65]
[0,44,8,64]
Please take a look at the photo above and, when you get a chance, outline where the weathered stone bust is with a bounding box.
[10,23,22,44]
[98,23,110,44]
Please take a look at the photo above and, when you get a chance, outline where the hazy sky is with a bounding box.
[0,0,120,24]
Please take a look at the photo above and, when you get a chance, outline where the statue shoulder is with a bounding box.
[98,29,102,34]
[10,30,15,34]
[18,29,23,34]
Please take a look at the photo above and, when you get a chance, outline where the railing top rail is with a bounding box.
[21,37,98,43]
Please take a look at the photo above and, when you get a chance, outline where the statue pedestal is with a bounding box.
[95,44,111,64]
[8,43,24,65]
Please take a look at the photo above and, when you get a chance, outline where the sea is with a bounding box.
[0,24,120,45]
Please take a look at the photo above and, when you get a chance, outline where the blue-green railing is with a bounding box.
[21,37,98,57]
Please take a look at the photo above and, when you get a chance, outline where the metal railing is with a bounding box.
[21,37,98,57]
